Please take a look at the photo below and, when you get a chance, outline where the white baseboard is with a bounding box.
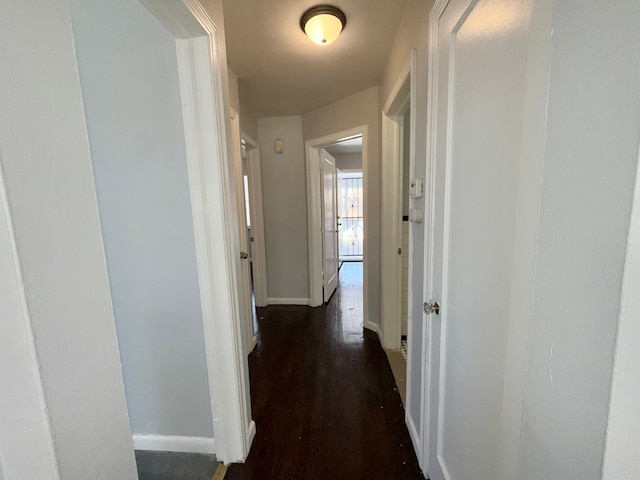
[132,434,215,455]
[249,334,257,352]
[267,297,311,306]
[365,320,383,344]
[247,420,256,450]
[406,413,421,459]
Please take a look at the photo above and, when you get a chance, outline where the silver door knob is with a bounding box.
[424,301,440,315]
[240,251,249,259]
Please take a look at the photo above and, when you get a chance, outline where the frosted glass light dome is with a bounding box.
[300,6,346,46]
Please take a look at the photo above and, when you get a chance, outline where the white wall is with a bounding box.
[518,1,640,478]
[228,67,260,143]
[257,116,309,301]
[378,0,433,447]
[228,67,240,112]
[333,153,362,171]
[69,0,213,439]
[302,87,381,326]
[0,1,137,477]
[240,99,260,142]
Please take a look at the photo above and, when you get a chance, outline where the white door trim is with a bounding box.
[241,132,269,308]
[305,126,370,328]
[421,0,551,476]
[602,143,640,479]
[140,0,254,463]
[421,0,449,473]
[381,50,417,352]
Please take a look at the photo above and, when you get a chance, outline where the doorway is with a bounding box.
[305,127,372,326]
[307,131,366,310]
[380,50,421,457]
[70,0,254,464]
[325,138,364,265]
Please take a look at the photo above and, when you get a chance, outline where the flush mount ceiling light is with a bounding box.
[300,5,346,46]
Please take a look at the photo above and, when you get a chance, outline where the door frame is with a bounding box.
[422,0,551,475]
[241,132,269,308]
[602,143,640,478]
[140,0,254,464]
[306,127,370,325]
[381,50,417,352]
[421,4,445,472]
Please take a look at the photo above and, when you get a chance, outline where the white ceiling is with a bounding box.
[223,0,409,116]
[324,136,362,155]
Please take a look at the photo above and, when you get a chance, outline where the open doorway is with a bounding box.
[68,0,254,463]
[307,132,365,313]
[305,127,369,314]
[325,137,364,266]
[384,106,411,407]
[381,51,418,426]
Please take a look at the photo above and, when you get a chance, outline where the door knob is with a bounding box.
[424,301,440,315]
[240,251,249,259]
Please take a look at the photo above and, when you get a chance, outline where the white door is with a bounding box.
[425,0,538,478]
[230,111,255,352]
[321,149,339,302]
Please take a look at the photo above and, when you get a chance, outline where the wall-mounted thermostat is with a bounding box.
[274,138,284,154]
[409,178,423,198]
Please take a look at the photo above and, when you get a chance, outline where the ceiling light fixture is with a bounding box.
[300,5,346,46]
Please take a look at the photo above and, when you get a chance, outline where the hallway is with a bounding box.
[226,262,424,479]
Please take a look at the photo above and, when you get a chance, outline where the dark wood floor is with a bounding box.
[226,262,424,480]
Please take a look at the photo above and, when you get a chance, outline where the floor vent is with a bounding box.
[400,339,407,362]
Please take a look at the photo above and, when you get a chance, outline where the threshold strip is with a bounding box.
[212,463,228,480]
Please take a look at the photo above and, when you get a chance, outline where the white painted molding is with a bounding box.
[406,413,421,461]
[132,435,215,455]
[144,0,253,464]
[602,144,640,479]
[246,420,257,450]
[267,297,312,306]
[404,50,419,452]
[422,0,449,474]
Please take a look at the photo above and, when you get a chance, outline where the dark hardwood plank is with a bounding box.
[226,262,425,480]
